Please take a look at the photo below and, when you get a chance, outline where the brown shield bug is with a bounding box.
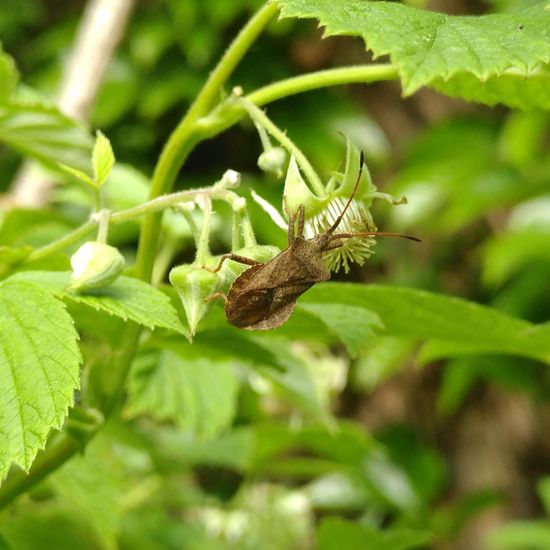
[207,154,419,330]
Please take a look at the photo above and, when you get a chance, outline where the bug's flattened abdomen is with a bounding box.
[224,265,273,329]
[242,300,296,331]
[225,287,275,328]
[224,264,315,330]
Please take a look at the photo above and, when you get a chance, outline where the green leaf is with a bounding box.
[57,162,95,190]
[10,271,186,334]
[0,47,18,101]
[0,245,33,278]
[0,510,99,550]
[317,518,431,550]
[301,283,550,363]
[50,433,129,549]
[277,0,550,109]
[0,532,11,550]
[538,477,550,517]
[126,343,239,439]
[482,229,550,287]
[0,280,81,481]
[0,101,93,173]
[92,130,115,188]
[487,520,550,549]
[297,303,383,357]
[353,336,414,391]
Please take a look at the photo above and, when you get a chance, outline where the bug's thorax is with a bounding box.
[286,235,331,281]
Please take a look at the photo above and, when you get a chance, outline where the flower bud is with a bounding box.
[258,146,287,178]
[69,241,125,292]
[169,264,220,337]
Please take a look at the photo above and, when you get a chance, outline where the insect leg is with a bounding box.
[287,201,296,246]
[205,253,263,273]
[296,205,305,239]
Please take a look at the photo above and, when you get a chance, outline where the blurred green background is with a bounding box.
[1,0,549,549]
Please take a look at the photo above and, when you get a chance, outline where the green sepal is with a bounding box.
[169,263,221,337]
[283,156,325,219]
[330,136,376,205]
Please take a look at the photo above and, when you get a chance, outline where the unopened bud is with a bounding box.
[258,147,287,177]
[169,264,220,337]
[69,241,125,292]
[221,169,241,189]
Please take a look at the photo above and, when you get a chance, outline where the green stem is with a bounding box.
[247,64,399,105]
[96,210,110,244]
[195,196,212,264]
[238,97,325,196]
[27,187,244,263]
[27,220,96,263]
[196,64,398,139]
[241,212,257,248]
[134,1,279,282]
[0,436,77,509]
[26,65,398,265]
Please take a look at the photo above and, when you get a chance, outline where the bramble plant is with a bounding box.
[0,0,550,548]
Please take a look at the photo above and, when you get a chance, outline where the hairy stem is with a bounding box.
[237,97,325,195]
[26,65,398,265]
[134,1,279,282]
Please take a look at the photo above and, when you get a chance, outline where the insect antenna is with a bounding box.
[330,231,421,243]
[326,150,366,236]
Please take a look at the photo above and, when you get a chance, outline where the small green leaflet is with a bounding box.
[276,0,550,110]
[58,130,114,190]
[92,130,115,188]
[0,280,81,481]
[10,271,186,334]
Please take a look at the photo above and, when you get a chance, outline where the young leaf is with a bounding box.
[0,101,93,173]
[57,162,95,190]
[0,280,81,481]
[125,344,239,439]
[277,0,550,110]
[10,271,186,334]
[92,130,115,188]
